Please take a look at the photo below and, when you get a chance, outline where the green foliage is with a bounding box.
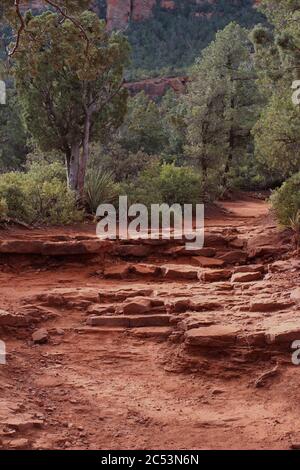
[183,22,263,190]
[270,173,300,227]
[252,0,300,184]
[0,197,7,219]
[126,0,266,79]
[118,92,168,154]
[0,162,82,224]
[13,10,130,193]
[84,169,119,214]
[122,162,206,208]
[253,90,300,177]
[0,87,28,171]
[90,144,155,183]
[156,164,206,206]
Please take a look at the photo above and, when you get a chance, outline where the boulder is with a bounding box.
[231,271,263,283]
[185,325,239,347]
[32,328,49,344]
[122,297,152,315]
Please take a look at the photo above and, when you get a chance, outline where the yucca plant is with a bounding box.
[289,210,300,252]
[84,169,119,214]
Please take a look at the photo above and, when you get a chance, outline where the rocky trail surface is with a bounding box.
[1,196,300,450]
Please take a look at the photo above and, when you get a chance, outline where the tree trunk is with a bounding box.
[67,141,81,193]
[77,113,91,197]
[223,128,234,188]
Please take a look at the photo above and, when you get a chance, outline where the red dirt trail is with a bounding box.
[1,196,300,450]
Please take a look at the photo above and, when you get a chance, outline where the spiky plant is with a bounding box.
[84,169,119,215]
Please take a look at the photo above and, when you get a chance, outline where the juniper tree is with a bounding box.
[13,10,130,195]
[251,0,300,178]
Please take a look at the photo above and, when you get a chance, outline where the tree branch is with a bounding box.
[8,0,25,56]
[9,0,90,56]
[44,0,89,53]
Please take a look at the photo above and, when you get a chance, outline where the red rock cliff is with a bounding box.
[107,1,157,30]
[21,1,259,31]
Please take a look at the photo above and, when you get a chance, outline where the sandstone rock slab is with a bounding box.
[231,271,263,283]
[185,325,239,347]
[200,269,232,282]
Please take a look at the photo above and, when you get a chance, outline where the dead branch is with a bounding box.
[254,363,279,388]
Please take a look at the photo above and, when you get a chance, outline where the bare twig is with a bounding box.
[254,363,279,388]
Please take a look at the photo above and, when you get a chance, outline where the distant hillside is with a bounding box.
[124,0,265,79]
[8,1,266,79]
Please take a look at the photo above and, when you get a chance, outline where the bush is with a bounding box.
[0,162,83,225]
[158,164,205,206]
[0,198,7,219]
[270,172,300,227]
[84,169,119,214]
[122,162,205,208]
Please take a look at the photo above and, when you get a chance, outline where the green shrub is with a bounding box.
[158,164,205,206]
[270,172,300,227]
[0,172,29,221]
[122,162,205,208]
[84,169,119,214]
[0,198,8,219]
[0,162,83,225]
